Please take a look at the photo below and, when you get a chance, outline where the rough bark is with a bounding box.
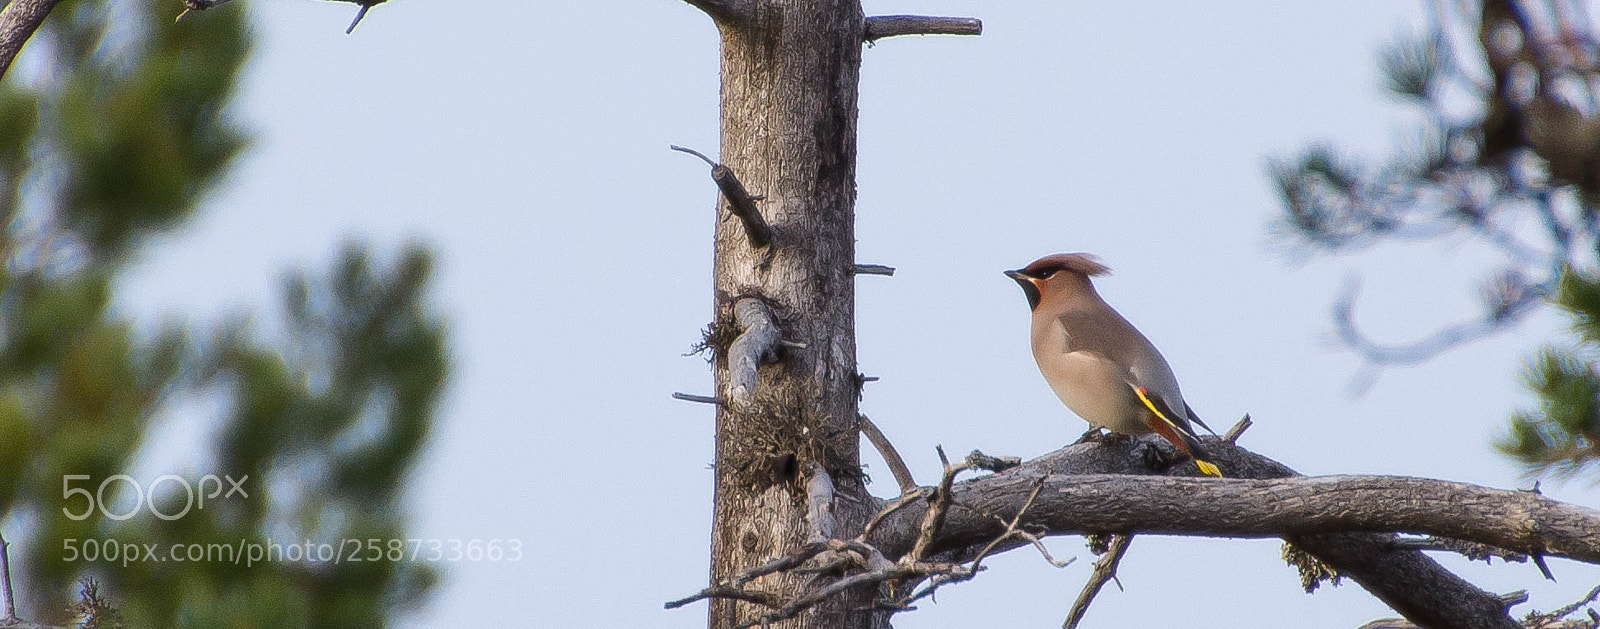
[0,0,61,80]
[697,2,876,628]
[865,437,1554,629]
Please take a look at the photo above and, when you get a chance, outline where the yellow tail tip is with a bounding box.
[1196,460,1222,477]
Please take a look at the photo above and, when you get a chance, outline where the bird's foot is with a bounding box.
[1073,426,1107,444]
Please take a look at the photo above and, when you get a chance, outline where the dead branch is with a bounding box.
[860,437,1574,629]
[888,472,1600,564]
[0,0,63,80]
[1389,535,1530,564]
[1064,533,1134,629]
[671,432,1599,627]
[671,145,773,248]
[175,0,382,33]
[668,450,1038,625]
[852,264,895,276]
[863,15,982,42]
[671,392,721,406]
[726,298,779,412]
[858,414,917,494]
[1525,581,1600,627]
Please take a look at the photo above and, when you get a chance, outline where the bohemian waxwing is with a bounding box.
[1005,253,1222,477]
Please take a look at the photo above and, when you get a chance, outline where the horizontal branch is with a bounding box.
[909,474,1599,561]
[852,263,895,276]
[0,0,62,80]
[863,15,982,42]
[863,437,1559,629]
[726,297,779,412]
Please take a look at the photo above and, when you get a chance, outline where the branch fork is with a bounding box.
[667,449,1054,626]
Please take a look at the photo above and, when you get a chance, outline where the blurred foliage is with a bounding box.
[0,0,446,626]
[1500,270,1600,478]
[1270,0,1599,364]
[1270,0,1600,479]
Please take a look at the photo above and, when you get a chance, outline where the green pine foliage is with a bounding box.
[1,0,446,625]
[1499,272,1600,479]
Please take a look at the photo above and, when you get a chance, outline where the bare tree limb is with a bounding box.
[672,391,722,406]
[894,472,1600,564]
[0,0,62,80]
[862,438,1571,629]
[858,414,917,494]
[1388,535,1529,564]
[176,0,383,33]
[726,297,779,412]
[1527,581,1600,627]
[678,0,749,26]
[863,15,982,42]
[1063,533,1133,629]
[852,263,895,276]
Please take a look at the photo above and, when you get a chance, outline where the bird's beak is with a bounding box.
[1006,269,1042,310]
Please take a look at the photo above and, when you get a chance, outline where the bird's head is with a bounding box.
[1004,253,1111,310]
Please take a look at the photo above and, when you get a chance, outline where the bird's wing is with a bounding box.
[1060,308,1199,424]
[1127,382,1201,440]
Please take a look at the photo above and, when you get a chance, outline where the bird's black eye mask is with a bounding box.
[1005,270,1044,310]
[1020,280,1041,310]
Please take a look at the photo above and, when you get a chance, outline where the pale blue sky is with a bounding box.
[103,0,1600,626]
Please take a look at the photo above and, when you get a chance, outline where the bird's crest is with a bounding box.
[1019,253,1111,278]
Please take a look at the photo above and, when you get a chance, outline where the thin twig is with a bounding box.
[1526,581,1600,626]
[858,414,918,494]
[852,264,896,276]
[859,489,930,541]
[1063,533,1134,629]
[665,584,781,610]
[672,392,721,405]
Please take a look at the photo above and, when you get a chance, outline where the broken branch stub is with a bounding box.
[726,298,780,412]
[670,145,774,248]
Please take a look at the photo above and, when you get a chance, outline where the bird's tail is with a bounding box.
[1181,435,1223,478]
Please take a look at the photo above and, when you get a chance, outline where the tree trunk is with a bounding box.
[700,2,876,628]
